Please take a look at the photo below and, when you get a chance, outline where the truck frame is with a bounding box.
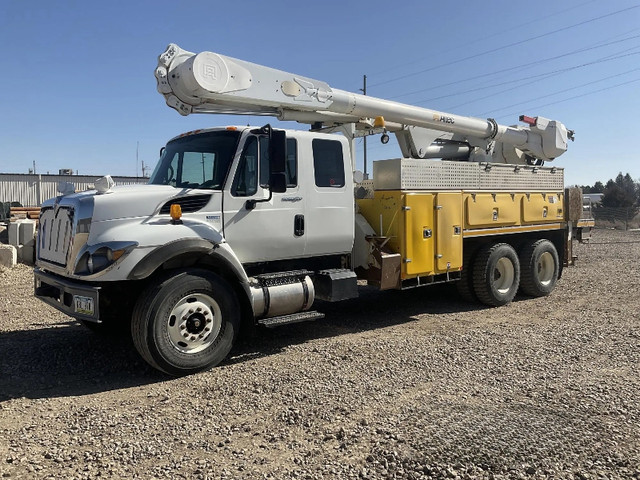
[33,44,593,375]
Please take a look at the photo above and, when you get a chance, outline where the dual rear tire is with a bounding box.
[459,239,559,307]
[472,243,520,307]
[518,239,559,297]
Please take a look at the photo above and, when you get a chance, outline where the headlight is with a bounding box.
[75,242,136,275]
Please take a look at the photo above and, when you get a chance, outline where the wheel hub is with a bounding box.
[186,313,207,334]
[166,293,222,354]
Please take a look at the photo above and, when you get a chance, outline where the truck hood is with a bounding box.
[90,184,218,221]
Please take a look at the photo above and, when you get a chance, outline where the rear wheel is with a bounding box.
[519,239,559,297]
[473,243,520,307]
[131,269,239,376]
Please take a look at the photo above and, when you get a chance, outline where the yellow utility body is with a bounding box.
[356,159,576,286]
[358,190,565,280]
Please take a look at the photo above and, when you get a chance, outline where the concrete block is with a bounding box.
[0,244,17,268]
[21,239,36,265]
[8,222,19,246]
[18,219,36,245]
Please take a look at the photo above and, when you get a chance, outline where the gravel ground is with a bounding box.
[1,228,639,479]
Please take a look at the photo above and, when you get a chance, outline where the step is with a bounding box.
[257,310,325,328]
[255,269,313,287]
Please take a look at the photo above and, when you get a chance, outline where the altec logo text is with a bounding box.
[433,114,455,124]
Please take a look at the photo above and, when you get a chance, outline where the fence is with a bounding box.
[592,207,640,230]
[0,174,148,207]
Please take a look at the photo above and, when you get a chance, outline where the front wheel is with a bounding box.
[473,243,520,307]
[131,269,240,375]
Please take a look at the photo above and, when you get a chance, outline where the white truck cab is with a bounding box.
[35,125,358,375]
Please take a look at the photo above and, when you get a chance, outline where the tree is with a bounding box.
[580,181,605,194]
[601,172,639,208]
[592,181,604,194]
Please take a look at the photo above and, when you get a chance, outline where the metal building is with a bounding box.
[0,173,148,207]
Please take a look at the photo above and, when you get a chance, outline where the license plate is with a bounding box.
[74,295,95,316]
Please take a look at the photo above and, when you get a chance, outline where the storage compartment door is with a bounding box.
[435,193,463,272]
[403,193,434,275]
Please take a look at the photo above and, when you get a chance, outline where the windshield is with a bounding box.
[149,130,240,189]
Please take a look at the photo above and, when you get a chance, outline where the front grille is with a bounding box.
[38,207,74,267]
[159,194,212,214]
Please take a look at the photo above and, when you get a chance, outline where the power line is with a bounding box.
[388,30,640,100]
[490,77,640,120]
[417,46,640,105]
[366,0,600,78]
[443,49,640,111]
[475,65,640,116]
[368,5,640,89]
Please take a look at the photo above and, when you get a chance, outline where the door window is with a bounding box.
[232,137,258,196]
[233,135,298,196]
[313,139,344,188]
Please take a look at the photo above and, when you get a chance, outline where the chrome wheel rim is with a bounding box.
[493,258,515,294]
[537,251,555,286]
[166,293,222,354]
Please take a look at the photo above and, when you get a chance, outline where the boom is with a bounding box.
[155,44,573,164]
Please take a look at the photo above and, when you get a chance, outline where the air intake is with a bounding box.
[159,194,212,214]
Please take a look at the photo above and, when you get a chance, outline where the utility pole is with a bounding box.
[360,75,368,178]
[136,141,139,178]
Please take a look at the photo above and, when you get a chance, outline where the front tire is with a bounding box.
[131,269,239,376]
[473,243,520,307]
[519,239,559,297]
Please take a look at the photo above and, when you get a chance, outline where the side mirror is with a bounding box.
[245,125,287,211]
[270,172,287,194]
[269,129,286,174]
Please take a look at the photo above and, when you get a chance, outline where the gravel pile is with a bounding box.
[1,228,639,479]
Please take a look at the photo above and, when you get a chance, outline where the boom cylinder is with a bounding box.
[326,89,529,147]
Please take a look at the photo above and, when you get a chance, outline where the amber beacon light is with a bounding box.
[170,204,183,224]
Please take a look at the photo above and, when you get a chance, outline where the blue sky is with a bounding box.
[1,0,639,187]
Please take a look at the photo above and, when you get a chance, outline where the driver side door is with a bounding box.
[222,134,306,264]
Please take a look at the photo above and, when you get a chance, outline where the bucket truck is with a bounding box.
[33,44,593,375]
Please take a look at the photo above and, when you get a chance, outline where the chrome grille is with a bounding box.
[38,207,74,266]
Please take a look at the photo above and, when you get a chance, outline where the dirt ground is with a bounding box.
[1,229,639,479]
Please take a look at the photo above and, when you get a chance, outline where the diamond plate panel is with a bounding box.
[373,159,564,191]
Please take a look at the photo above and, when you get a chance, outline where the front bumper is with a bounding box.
[34,268,101,322]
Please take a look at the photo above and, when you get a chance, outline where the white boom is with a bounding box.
[155,44,573,164]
